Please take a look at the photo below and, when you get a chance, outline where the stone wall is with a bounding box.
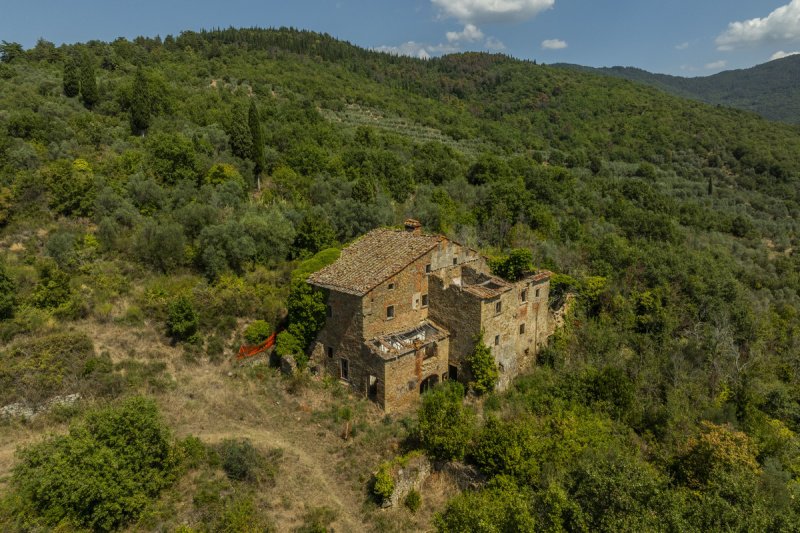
[311,289,367,391]
[428,269,483,384]
[381,336,449,413]
[362,240,475,341]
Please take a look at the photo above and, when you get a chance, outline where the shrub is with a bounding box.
[466,333,498,395]
[489,248,533,281]
[30,261,72,310]
[0,332,121,406]
[216,438,279,484]
[418,382,475,461]
[405,489,422,513]
[470,416,540,483]
[0,262,16,319]
[275,328,306,365]
[166,295,199,341]
[243,319,272,345]
[435,477,535,532]
[373,462,395,501]
[10,397,179,531]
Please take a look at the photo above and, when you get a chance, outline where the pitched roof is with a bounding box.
[308,228,442,296]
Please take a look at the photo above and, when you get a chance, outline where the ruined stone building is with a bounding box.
[307,220,559,412]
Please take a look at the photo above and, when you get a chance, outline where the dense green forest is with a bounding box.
[3,27,800,531]
[558,54,800,125]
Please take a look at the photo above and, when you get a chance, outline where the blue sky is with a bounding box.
[2,1,800,76]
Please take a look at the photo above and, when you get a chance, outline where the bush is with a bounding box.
[373,462,395,501]
[275,328,306,365]
[243,319,272,345]
[166,295,199,341]
[466,333,498,395]
[405,489,422,513]
[10,397,179,531]
[0,262,16,319]
[0,332,121,406]
[418,382,475,461]
[489,248,534,281]
[216,438,279,484]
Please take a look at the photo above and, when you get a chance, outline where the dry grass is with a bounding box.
[0,317,452,532]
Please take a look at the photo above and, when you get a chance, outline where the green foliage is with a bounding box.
[62,56,80,97]
[418,382,475,461]
[275,329,305,364]
[286,279,327,350]
[146,132,198,184]
[129,66,151,134]
[0,262,16,319]
[0,332,121,405]
[216,438,277,483]
[489,248,533,281]
[10,397,179,531]
[466,333,498,395]
[404,489,422,513]
[372,462,395,501]
[78,51,98,108]
[249,99,266,175]
[470,416,540,483]
[30,261,72,310]
[435,477,536,532]
[676,421,761,489]
[166,295,199,341]
[243,319,272,345]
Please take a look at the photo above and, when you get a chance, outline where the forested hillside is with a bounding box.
[3,28,800,531]
[558,54,800,124]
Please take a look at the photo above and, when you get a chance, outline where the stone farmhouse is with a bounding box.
[307,220,559,413]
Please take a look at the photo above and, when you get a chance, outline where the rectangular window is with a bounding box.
[421,294,429,307]
[535,288,540,298]
[340,358,349,380]
[386,305,395,319]
[453,257,458,265]
[388,282,395,290]
[495,301,502,314]
[327,346,334,358]
[521,289,528,302]
[519,323,526,335]
[425,264,432,274]
[494,335,500,346]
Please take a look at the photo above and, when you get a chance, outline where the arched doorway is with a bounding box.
[420,374,439,395]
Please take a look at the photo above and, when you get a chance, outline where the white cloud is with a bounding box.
[705,60,727,70]
[771,49,800,59]
[485,37,507,50]
[541,38,567,50]
[675,42,689,50]
[374,41,433,59]
[373,41,461,59]
[716,0,800,50]
[432,0,554,24]
[446,23,484,43]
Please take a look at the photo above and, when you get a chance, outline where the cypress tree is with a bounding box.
[62,56,80,97]
[227,102,252,160]
[248,99,266,176]
[129,67,150,134]
[79,52,99,108]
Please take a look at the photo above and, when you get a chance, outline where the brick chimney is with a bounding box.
[404,218,422,235]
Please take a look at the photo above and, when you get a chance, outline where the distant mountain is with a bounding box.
[554,55,800,124]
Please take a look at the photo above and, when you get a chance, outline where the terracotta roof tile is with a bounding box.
[308,228,442,296]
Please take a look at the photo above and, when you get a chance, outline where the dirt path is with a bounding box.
[198,424,365,532]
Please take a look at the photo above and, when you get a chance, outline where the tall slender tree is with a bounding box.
[129,67,150,134]
[79,52,99,109]
[248,99,266,182]
[62,56,80,97]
